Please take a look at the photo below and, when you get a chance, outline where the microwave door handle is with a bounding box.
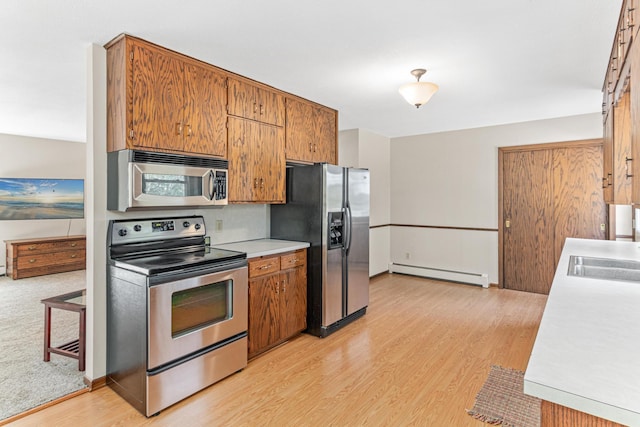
[208,170,215,201]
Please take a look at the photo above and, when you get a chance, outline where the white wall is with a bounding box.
[339,129,391,276]
[390,113,603,284]
[0,134,86,273]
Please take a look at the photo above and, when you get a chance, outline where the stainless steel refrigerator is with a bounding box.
[271,163,370,337]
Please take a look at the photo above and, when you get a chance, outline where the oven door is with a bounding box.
[147,265,247,370]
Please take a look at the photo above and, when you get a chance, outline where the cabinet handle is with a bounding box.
[607,173,613,186]
[289,258,298,264]
[28,246,36,251]
[626,157,634,178]
[281,280,286,293]
[259,264,273,270]
[260,178,264,189]
[186,124,192,136]
[71,254,77,258]
[314,144,318,153]
[29,259,36,263]
[602,177,608,189]
[253,102,258,114]
[254,178,258,188]
[260,104,264,115]
[71,243,77,247]
[175,122,183,136]
[274,283,279,294]
[309,143,313,153]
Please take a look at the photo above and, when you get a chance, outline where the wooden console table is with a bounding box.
[41,289,86,371]
[5,235,86,279]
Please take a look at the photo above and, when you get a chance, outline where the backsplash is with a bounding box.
[200,204,269,245]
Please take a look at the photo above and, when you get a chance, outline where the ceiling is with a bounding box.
[0,0,623,143]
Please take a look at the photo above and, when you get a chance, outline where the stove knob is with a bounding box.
[118,228,127,237]
[183,221,191,228]
[195,223,202,230]
[133,225,142,232]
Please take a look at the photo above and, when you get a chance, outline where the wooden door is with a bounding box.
[501,141,607,294]
[183,63,227,157]
[131,42,184,151]
[227,79,258,121]
[552,145,607,266]
[248,274,281,358]
[502,150,555,294]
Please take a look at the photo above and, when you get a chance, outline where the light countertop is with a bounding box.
[212,238,309,259]
[524,238,640,426]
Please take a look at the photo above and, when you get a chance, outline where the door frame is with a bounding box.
[497,138,604,289]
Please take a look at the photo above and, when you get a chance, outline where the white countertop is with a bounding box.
[212,238,309,259]
[524,238,640,426]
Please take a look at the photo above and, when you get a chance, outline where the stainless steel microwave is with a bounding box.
[107,150,228,211]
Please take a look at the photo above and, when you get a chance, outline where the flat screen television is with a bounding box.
[0,178,84,220]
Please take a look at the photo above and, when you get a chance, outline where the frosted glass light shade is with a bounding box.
[399,81,439,108]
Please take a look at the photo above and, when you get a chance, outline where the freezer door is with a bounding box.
[323,164,345,326]
[346,168,370,315]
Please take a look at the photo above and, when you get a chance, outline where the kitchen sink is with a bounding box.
[568,255,640,283]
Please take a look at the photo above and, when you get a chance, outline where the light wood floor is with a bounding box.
[7,273,547,426]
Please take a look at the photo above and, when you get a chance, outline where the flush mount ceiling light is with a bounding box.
[398,68,439,108]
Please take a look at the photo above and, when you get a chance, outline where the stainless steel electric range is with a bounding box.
[106,215,248,417]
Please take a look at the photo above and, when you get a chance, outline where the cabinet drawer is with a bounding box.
[280,250,307,270]
[16,249,86,269]
[16,239,86,256]
[248,256,281,278]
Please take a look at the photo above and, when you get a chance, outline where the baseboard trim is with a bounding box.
[389,263,489,288]
[84,375,107,391]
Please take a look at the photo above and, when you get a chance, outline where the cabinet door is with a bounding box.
[254,123,285,203]
[248,274,281,358]
[613,91,632,204]
[228,79,258,122]
[131,41,185,151]
[285,98,316,163]
[183,63,227,157]
[256,88,285,126]
[281,266,307,338]
[314,107,337,164]
[227,117,254,202]
[285,98,337,164]
[228,117,285,203]
[603,110,614,203]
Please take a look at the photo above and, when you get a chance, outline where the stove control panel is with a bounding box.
[110,216,206,245]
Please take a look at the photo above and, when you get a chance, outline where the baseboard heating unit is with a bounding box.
[389,263,489,288]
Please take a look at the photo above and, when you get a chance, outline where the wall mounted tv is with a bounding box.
[0,178,84,220]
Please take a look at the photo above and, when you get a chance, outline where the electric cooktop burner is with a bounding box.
[114,246,246,275]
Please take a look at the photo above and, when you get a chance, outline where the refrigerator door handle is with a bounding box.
[344,204,352,255]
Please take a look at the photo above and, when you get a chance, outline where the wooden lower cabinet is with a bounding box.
[5,236,86,279]
[248,249,307,359]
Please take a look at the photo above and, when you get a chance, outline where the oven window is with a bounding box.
[142,173,203,197]
[171,280,232,337]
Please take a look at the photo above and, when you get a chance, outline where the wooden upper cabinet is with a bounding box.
[106,35,227,157]
[285,97,337,164]
[227,117,285,203]
[183,62,228,157]
[227,78,285,126]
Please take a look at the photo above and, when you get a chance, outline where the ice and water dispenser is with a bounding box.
[328,211,344,249]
